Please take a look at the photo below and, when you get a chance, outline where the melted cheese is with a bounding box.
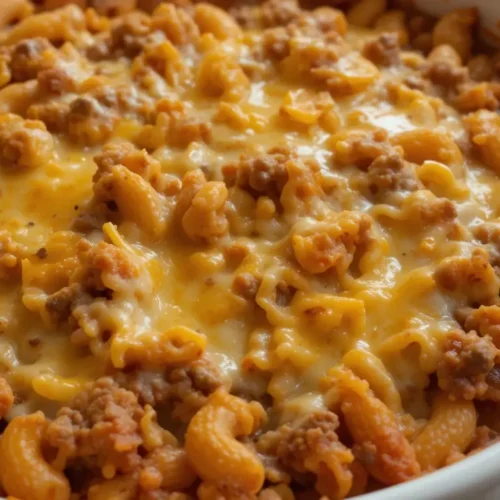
[0,8,498,426]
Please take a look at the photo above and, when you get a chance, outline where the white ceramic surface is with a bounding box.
[357,442,500,499]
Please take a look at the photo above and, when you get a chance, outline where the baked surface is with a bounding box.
[0,1,499,498]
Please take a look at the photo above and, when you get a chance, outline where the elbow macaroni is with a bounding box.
[332,368,421,485]
[413,394,477,472]
[186,389,265,495]
[0,412,70,500]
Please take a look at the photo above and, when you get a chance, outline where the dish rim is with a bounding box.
[357,442,500,499]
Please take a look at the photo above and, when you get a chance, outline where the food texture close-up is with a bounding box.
[0,0,500,499]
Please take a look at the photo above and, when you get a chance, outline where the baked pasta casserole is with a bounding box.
[0,0,500,498]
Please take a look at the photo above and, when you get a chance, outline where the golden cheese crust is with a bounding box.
[0,1,499,499]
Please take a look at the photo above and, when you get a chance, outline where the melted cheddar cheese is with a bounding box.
[0,1,499,499]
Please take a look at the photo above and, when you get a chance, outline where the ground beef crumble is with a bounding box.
[257,411,354,497]
[438,329,500,401]
[45,377,145,473]
[434,249,500,305]
[222,147,291,198]
[362,33,400,67]
[117,357,224,421]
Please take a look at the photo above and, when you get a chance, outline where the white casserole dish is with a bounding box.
[359,442,500,499]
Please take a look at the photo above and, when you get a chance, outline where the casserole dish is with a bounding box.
[359,443,500,499]
[0,1,499,499]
